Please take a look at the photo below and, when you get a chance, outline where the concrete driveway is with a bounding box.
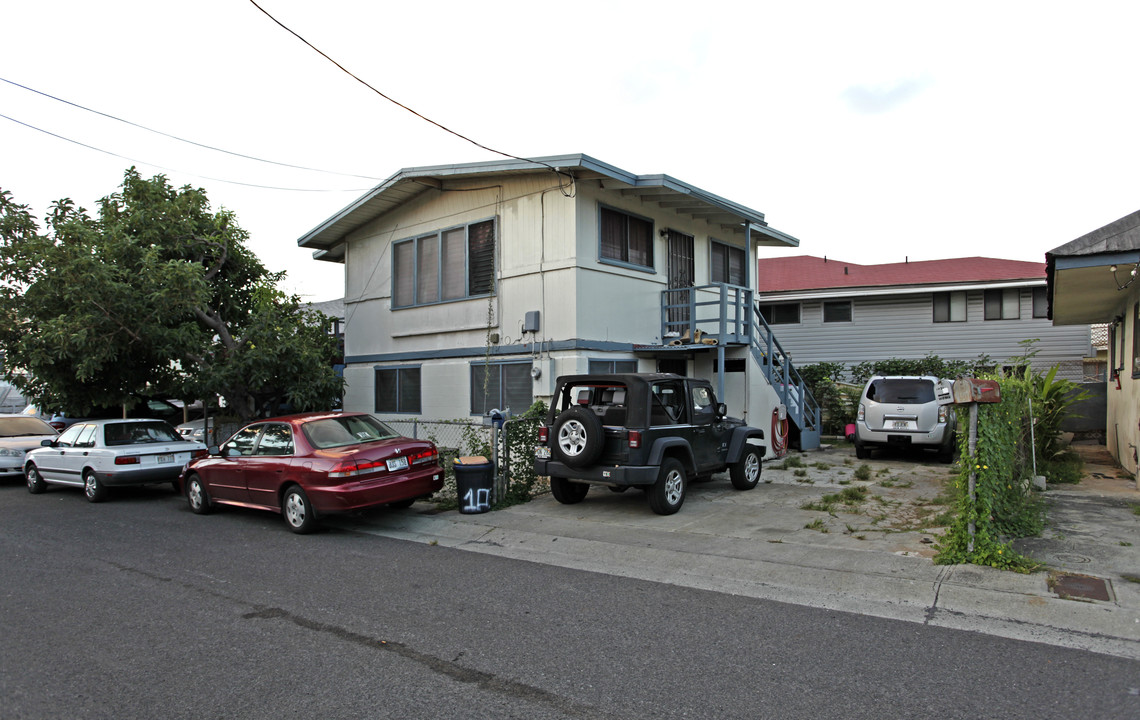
[330,441,1140,659]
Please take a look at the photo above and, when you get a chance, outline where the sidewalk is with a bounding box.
[329,442,1140,660]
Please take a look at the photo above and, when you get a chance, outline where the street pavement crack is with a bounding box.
[108,561,608,718]
[924,566,951,624]
[242,603,603,718]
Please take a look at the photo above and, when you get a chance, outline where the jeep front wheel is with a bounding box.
[730,446,762,490]
[551,407,605,468]
[648,458,686,515]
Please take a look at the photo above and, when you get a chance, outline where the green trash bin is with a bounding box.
[453,456,494,514]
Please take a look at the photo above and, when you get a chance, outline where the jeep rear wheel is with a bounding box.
[551,407,605,468]
[648,458,686,515]
[550,477,589,504]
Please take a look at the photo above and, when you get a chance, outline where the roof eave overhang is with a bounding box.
[297,153,799,262]
[1048,251,1140,324]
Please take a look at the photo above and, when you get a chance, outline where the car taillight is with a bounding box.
[49,421,65,431]
[410,448,438,466]
[628,430,641,449]
[857,403,865,422]
[191,449,208,460]
[328,459,359,478]
[938,405,949,424]
[114,455,140,465]
[538,426,548,444]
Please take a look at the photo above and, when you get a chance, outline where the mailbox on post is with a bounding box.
[952,378,1001,405]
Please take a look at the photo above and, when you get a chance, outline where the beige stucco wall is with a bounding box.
[1106,282,1140,482]
[340,172,758,421]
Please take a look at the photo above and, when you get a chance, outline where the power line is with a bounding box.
[247,0,576,195]
[0,76,383,182]
[0,112,370,193]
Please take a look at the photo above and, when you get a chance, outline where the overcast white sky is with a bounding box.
[3,1,1139,302]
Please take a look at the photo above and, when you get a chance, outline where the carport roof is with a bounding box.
[1046,208,1140,324]
[296,153,800,261]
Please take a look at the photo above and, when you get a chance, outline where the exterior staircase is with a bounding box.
[659,284,822,451]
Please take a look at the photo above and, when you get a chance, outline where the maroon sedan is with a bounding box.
[181,412,443,533]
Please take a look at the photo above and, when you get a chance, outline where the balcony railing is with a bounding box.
[658,283,821,447]
[661,283,753,345]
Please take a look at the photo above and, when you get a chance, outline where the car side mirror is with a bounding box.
[716,403,727,417]
[40,438,54,447]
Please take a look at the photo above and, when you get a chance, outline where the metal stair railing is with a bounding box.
[656,284,821,447]
[748,304,822,443]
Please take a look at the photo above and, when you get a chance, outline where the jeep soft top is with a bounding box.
[535,373,765,515]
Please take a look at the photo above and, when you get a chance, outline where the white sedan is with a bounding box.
[0,414,58,479]
[25,418,206,502]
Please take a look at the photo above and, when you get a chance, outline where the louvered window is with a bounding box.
[392,218,496,308]
[470,362,533,415]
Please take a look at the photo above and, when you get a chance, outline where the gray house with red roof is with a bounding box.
[756,255,1095,380]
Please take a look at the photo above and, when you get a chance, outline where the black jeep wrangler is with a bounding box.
[534,373,765,515]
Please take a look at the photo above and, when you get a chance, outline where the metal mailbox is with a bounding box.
[952,378,1001,404]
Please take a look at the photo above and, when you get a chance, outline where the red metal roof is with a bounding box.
[757,255,1046,293]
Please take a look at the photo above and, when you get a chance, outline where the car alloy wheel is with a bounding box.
[83,472,107,503]
[730,447,762,490]
[186,476,212,515]
[25,465,46,494]
[648,458,686,515]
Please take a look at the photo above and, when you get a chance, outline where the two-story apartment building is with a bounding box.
[297,154,819,456]
[755,255,1095,380]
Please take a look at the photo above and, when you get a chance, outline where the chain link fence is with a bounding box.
[378,418,497,507]
[196,414,544,510]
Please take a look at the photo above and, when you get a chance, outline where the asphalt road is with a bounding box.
[1,482,1137,719]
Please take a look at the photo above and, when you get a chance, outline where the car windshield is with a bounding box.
[302,415,399,449]
[0,417,56,437]
[103,421,182,446]
[867,379,935,404]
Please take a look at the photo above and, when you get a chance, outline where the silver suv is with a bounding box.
[854,376,955,462]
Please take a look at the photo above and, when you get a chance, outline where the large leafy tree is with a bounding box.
[0,168,343,420]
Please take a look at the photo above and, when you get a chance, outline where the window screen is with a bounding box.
[823,300,852,323]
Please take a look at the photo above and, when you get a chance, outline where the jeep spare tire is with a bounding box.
[551,406,605,468]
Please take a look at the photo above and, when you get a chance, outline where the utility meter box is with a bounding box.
[952,378,1002,404]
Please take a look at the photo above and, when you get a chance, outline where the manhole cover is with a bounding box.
[1050,572,1112,602]
[1052,553,1091,564]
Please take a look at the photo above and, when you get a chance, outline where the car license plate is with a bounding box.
[386,456,409,472]
[891,421,913,430]
[156,454,174,464]
[535,446,551,460]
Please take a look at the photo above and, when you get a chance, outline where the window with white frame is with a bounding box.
[599,206,653,269]
[823,300,852,323]
[471,361,533,415]
[710,241,746,286]
[984,289,1020,320]
[392,219,495,308]
[375,367,421,413]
